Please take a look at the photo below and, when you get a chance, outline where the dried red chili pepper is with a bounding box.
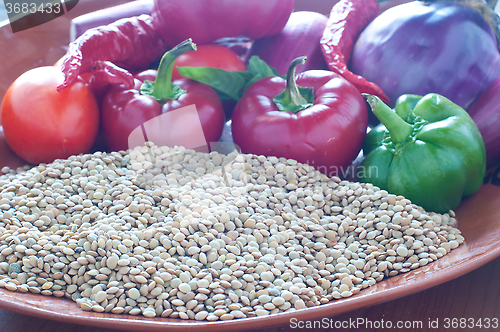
[57,14,167,91]
[76,61,136,103]
[90,61,135,88]
[320,0,389,103]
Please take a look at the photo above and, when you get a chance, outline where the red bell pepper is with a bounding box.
[231,57,368,173]
[101,39,225,152]
[151,0,295,46]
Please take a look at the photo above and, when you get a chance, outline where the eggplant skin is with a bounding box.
[468,75,500,167]
[349,1,500,110]
[245,11,328,76]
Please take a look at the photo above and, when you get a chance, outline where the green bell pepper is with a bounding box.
[359,93,486,213]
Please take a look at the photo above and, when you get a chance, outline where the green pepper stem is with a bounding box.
[363,94,413,144]
[284,57,309,106]
[272,56,314,113]
[152,39,196,101]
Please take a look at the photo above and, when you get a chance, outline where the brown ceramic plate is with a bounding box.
[1,0,499,331]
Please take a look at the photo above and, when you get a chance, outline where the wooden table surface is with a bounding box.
[1,0,500,331]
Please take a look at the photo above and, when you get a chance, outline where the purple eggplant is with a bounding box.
[349,1,500,110]
[468,75,500,167]
[245,11,328,76]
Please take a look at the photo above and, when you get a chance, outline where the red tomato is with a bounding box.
[0,126,27,171]
[172,44,247,80]
[1,66,100,165]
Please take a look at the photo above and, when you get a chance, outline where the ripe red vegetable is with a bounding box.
[0,126,27,171]
[1,66,99,164]
[171,44,247,120]
[101,40,225,152]
[232,57,368,173]
[151,0,294,46]
[172,44,247,81]
[77,63,135,103]
[245,11,329,76]
[320,0,388,103]
[58,14,167,91]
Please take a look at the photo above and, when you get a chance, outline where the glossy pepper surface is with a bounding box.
[101,39,225,152]
[151,0,294,46]
[231,57,368,173]
[359,94,486,213]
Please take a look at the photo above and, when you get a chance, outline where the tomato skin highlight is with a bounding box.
[172,44,247,80]
[1,66,100,165]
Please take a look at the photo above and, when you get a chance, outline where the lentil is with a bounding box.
[0,143,464,321]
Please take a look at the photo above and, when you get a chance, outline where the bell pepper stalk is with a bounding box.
[231,56,368,173]
[359,93,487,213]
[272,56,314,113]
[361,94,422,155]
[100,39,225,152]
[139,39,191,102]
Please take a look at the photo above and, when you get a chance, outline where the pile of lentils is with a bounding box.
[0,143,464,321]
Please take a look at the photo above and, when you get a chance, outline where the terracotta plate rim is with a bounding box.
[0,239,497,332]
